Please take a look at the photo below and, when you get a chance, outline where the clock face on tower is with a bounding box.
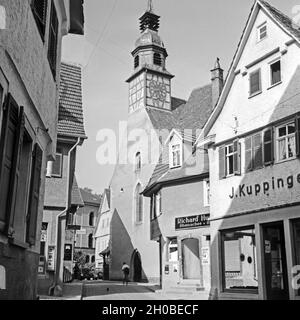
[146,74,171,110]
[149,80,167,102]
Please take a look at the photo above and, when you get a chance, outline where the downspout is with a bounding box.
[49,137,82,296]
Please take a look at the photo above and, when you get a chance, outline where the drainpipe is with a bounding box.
[49,137,82,296]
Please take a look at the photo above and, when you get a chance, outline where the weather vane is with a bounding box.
[147,0,153,12]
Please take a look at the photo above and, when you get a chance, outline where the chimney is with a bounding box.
[211,58,224,109]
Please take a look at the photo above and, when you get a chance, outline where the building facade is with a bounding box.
[74,188,101,264]
[0,0,84,300]
[199,0,300,300]
[38,62,87,296]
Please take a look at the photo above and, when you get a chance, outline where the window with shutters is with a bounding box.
[52,151,62,177]
[225,143,234,176]
[276,121,296,162]
[134,183,143,224]
[270,60,281,86]
[48,0,59,78]
[257,22,267,42]
[219,141,241,179]
[221,226,258,292]
[31,0,48,41]
[249,69,261,96]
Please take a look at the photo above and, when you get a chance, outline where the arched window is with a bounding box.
[135,152,141,172]
[89,212,94,226]
[85,255,90,263]
[88,234,93,249]
[134,55,139,68]
[91,255,95,263]
[153,52,162,66]
[135,184,143,223]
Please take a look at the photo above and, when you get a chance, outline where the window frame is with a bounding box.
[31,0,48,42]
[135,152,142,173]
[170,142,182,169]
[51,152,63,178]
[257,22,267,42]
[275,121,296,163]
[221,226,258,294]
[203,180,210,207]
[269,59,282,87]
[249,68,262,97]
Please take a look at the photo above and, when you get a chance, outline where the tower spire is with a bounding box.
[139,1,160,33]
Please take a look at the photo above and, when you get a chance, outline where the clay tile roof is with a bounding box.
[259,0,300,42]
[58,62,87,138]
[79,188,102,205]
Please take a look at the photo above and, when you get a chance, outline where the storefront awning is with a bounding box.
[100,247,110,256]
[69,0,84,35]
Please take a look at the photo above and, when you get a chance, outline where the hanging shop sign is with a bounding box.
[175,214,210,230]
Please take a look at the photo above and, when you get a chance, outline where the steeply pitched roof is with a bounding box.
[71,176,84,207]
[79,188,102,206]
[259,0,300,42]
[58,62,87,138]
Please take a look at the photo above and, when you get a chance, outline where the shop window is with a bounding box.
[270,60,281,86]
[168,238,178,262]
[134,183,143,224]
[292,220,300,296]
[221,227,258,292]
[257,22,267,41]
[48,0,58,78]
[203,180,210,207]
[249,69,261,96]
[31,0,48,41]
[276,122,296,162]
[219,140,241,179]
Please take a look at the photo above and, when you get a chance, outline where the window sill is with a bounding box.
[275,156,297,165]
[248,91,262,99]
[267,81,282,90]
[8,237,30,250]
[170,165,182,170]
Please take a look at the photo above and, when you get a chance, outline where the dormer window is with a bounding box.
[168,132,183,169]
[257,22,267,41]
[134,55,139,68]
[153,53,162,66]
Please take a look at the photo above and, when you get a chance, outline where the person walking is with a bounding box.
[122,262,130,286]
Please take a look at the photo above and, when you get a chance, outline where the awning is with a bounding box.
[69,0,84,35]
[100,247,110,256]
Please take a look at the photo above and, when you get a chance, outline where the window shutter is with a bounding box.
[233,140,241,175]
[253,133,263,169]
[48,1,58,77]
[296,115,300,158]
[26,144,43,246]
[263,128,274,165]
[0,94,18,227]
[245,136,253,172]
[6,106,25,237]
[32,0,48,39]
[219,146,226,179]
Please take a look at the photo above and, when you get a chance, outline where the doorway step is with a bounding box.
[162,282,205,295]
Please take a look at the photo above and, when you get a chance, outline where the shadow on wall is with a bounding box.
[208,67,300,300]
[110,209,148,283]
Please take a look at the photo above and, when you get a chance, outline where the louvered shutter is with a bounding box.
[6,106,25,236]
[219,146,226,179]
[48,1,58,77]
[253,133,263,169]
[233,140,241,175]
[27,144,43,245]
[296,115,300,158]
[0,94,18,228]
[245,136,253,172]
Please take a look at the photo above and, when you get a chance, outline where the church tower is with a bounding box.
[126,0,174,114]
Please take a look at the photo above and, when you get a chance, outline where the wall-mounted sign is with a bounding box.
[201,247,210,265]
[175,214,210,230]
[47,246,55,271]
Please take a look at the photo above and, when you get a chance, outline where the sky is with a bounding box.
[62,0,300,195]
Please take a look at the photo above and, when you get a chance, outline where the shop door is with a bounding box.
[182,238,201,279]
[262,223,289,300]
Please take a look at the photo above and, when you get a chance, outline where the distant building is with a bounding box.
[38,62,87,296]
[0,0,84,300]
[199,0,300,300]
[74,188,101,264]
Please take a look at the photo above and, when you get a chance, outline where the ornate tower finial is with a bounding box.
[147,0,153,12]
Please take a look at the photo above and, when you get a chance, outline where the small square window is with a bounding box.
[52,152,63,177]
[249,69,261,96]
[270,60,281,86]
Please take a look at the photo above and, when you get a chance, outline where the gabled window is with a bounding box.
[257,23,267,41]
[270,60,281,86]
[249,69,261,96]
[219,140,241,179]
[170,143,182,168]
[134,183,143,224]
[276,122,296,162]
[153,53,162,66]
[48,0,58,78]
[135,152,141,173]
[51,151,62,177]
[31,0,48,41]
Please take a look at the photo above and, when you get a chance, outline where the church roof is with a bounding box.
[79,188,102,206]
[58,62,87,139]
